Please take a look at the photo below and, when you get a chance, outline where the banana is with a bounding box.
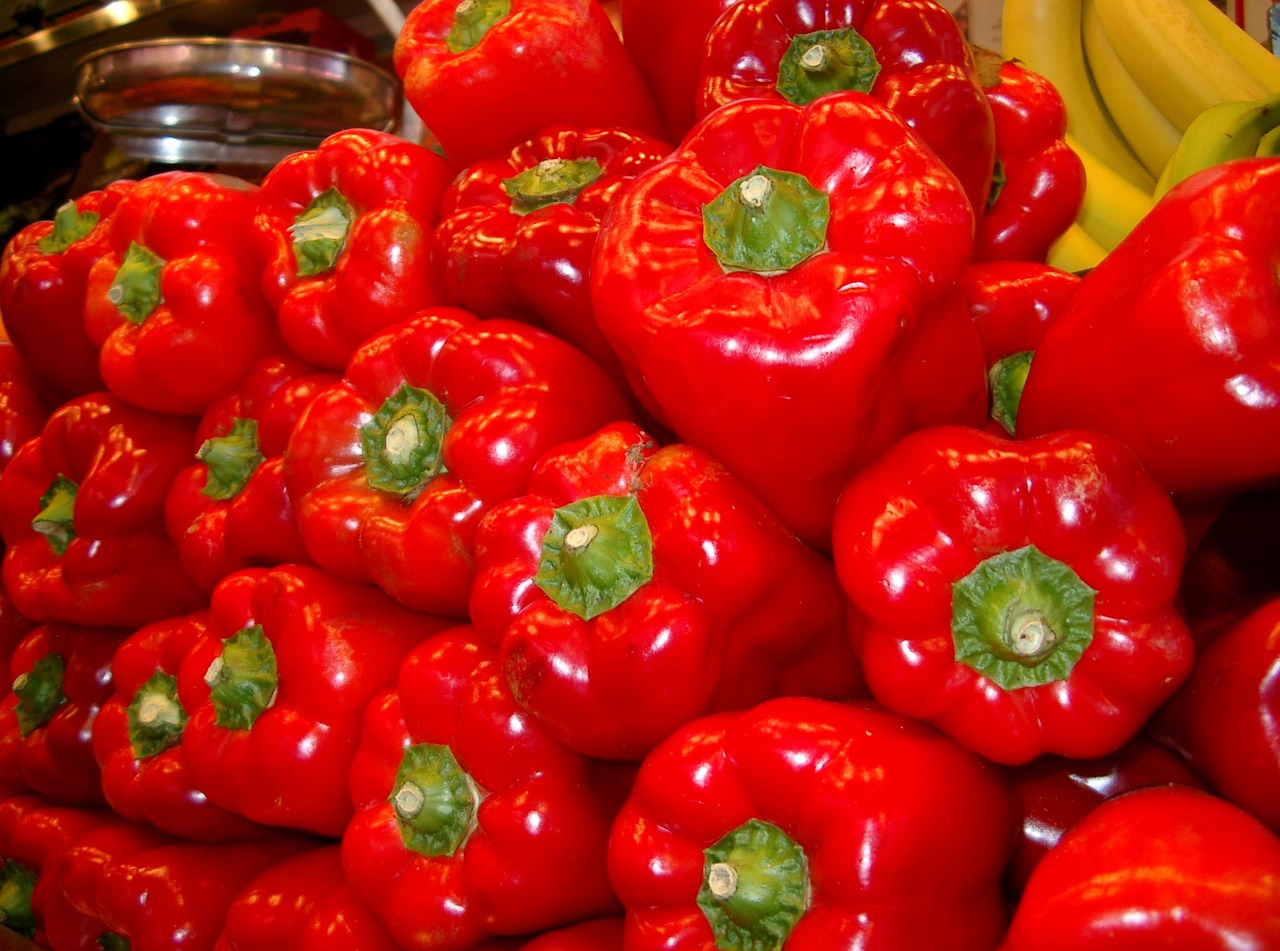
[1179,0,1280,93]
[1257,123,1280,157]
[1155,89,1280,195]
[1001,0,1156,191]
[1092,0,1269,132]
[1046,223,1107,273]
[1080,0,1183,180]
[1067,133,1158,250]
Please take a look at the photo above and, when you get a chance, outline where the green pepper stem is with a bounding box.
[204,625,279,730]
[360,384,451,497]
[390,743,482,857]
[199,418,265,501]
[38,200,98,255]
[951,544,1096,690]
[702,165,830,274]
[503,157,605,214]
[290,188,354,277]
[697,818,809,951]
[534,494,655,620]
[32,473,77,556]
[12,653,66,737]
[775,29,882,105]
[447,0,511,52]
[988,350,1034,436]
[107,242,165,324]
[127,669,188,759]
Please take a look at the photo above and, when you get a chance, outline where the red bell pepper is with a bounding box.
[164,354,339,592]
[1148,596,1280,835]
[343,627,629,949]
[470,420,863,760]
[998,786,1280,950]
[1002,735,1205,894]
[251,128,453,371]
[0,183,133,400]
[54,817,312,951]
[619,0,740,140]
[393,0,664,169]
[971,50,1086,263]
[90,609,273,842]
[608,696,1015,950]
[0,392,206,629]
[176,564,454,837]
[0,623,124,806]
[518,918,623,950]
[1179,484,1280,618]
[0,341,52,476]
[81,171,283,417]
[0,794,115,947]
[957,260,1081,435]
[433,123,671,375]
[591,91,987,550]
[0,587,36,707]
[283,307,636,618]
[46,818,171,950]
[831,425,1194,765]
[215,844,401,951]
[697,0,996,213]
[1017,157,1280,500]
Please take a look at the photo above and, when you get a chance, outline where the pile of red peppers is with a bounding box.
[0,0,1277,948]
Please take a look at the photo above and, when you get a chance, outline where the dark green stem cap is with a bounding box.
[204,624,278,730]
[952,544,1096,690]
[697,818,809,951]
[987,156,1007,210]
[0,860,38,938]
[703,166,829,273]
[988,350,1033,436]
[534,494,654,620]
[127,669,188,759]
[775,28,881,105]
[290,187,354,277]
[361,383,450,497]
[503,158,605,214]
[97,932,131,951]
[12,653,66,737]
[198,417,265,501]
[390,743,480,857]
[37,200,99,255]
[108,242,165,325]
[32,473,77,556]
[447,0,510,52]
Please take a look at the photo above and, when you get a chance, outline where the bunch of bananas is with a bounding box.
[1002,0,1280,267]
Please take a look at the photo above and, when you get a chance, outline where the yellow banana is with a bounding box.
[1257,123,1280,156]
[1093,0,1269,132]
[1080,0,1183,180]
[1067,133,1157,250]
[1155,89,1280,195]
[1046,223,1107,273]
[1001,0,1155,190]
[1178,0,1280,93]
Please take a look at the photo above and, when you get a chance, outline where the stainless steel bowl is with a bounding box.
[73,36,401,166]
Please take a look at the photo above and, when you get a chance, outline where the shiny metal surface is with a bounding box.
[73,36,400,165]
[0,0,196,70]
